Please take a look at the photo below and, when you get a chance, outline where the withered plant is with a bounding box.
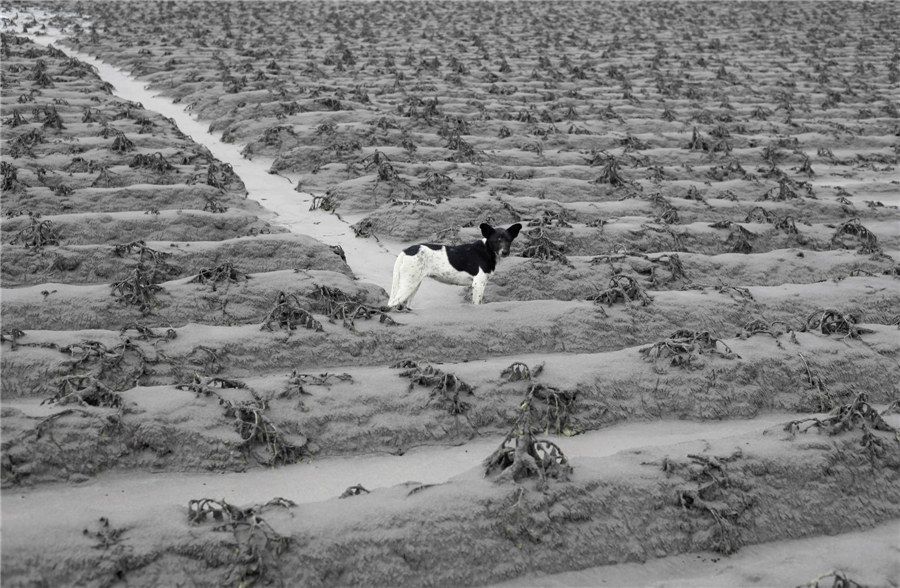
[109,131,135,153]
[178,375,308,466]
[519,226,570,265]
[129,152,174,173]
[725,224,754,253]
[483,385,573,488]
[188,263,249,289]
[187,497,295,587]
[592,154,628,186]
[640,330,738,370]
[830,218,879,253]
[804,308,872,339]
[393,359,474,415]
[309,284,396,332]
[670,449,748,554]
[260,292,322,332]
[501,361,544,382]
[785,393,899,461]
[111,266,165,314]
[590,274,653,306]
[10,213,60,249]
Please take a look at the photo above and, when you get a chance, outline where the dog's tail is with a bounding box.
[387,253,403,307]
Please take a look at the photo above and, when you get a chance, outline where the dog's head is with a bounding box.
[481,223,522,258]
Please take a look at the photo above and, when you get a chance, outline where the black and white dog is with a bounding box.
[388,223,522,308]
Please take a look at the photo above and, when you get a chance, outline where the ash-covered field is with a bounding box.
[1,2,899,586]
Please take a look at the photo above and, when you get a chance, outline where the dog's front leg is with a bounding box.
[471,272,488,304]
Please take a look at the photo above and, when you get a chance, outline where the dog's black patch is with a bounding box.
[446,242,495,276]
[445,224,522,276]
[403,243,442,256]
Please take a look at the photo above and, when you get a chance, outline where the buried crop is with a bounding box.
[129,152,174,173]
[178,375,308,466]
[785,392,897,438]
[309,284,397,332]
[523,382,580,436]
[113,240,173,268]
[260,292,323,332]
[668,449,750,555]
[10,213,60,249]
[351,218,379,240]
[393,359,474,416]
[591,154,629,186]
[83,516,126,550]
[75,517,160,586]
[223,398,307,465]
[501,361,544,382]
[685,127,709,151]
[119,322,177,341]
[724,224,755,254]
[360,149,394,178]
[796,570,865,588]
[795,351,844,413]
[743,206,781,224]
[652,196,680,225]
[279,369,352,403]
[649,253,687,286]
[109,131,135,153]
[187,497,294,587]
[519,226,570,265]
[42,339,156,403]
[339,484,370,498]
[640,330,739,371]
[420,169,453,196]
[1,161,26,192]
[0,327,26,350]
[527,209,572,229]
[309,192,338,213]
[42,374,122,408]
[203,193,228,213]
[760,177,800,201]
[484,388,573,488]
[188,263,249,289]
[804,308,873,339]
[111,266,165,314]
[830,218,879,254]
[91,166,118,187]
[643,224,688,253]
[484,430,572,490]
[589,274,653,306]
[737,318,790,340]
[785,393,900,461]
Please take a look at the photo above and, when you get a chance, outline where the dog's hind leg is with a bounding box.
[388,254,404,306]
[388,253,425,309]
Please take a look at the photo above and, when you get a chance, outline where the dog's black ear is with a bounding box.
[480,223,494,238]
[507,223,522,239]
